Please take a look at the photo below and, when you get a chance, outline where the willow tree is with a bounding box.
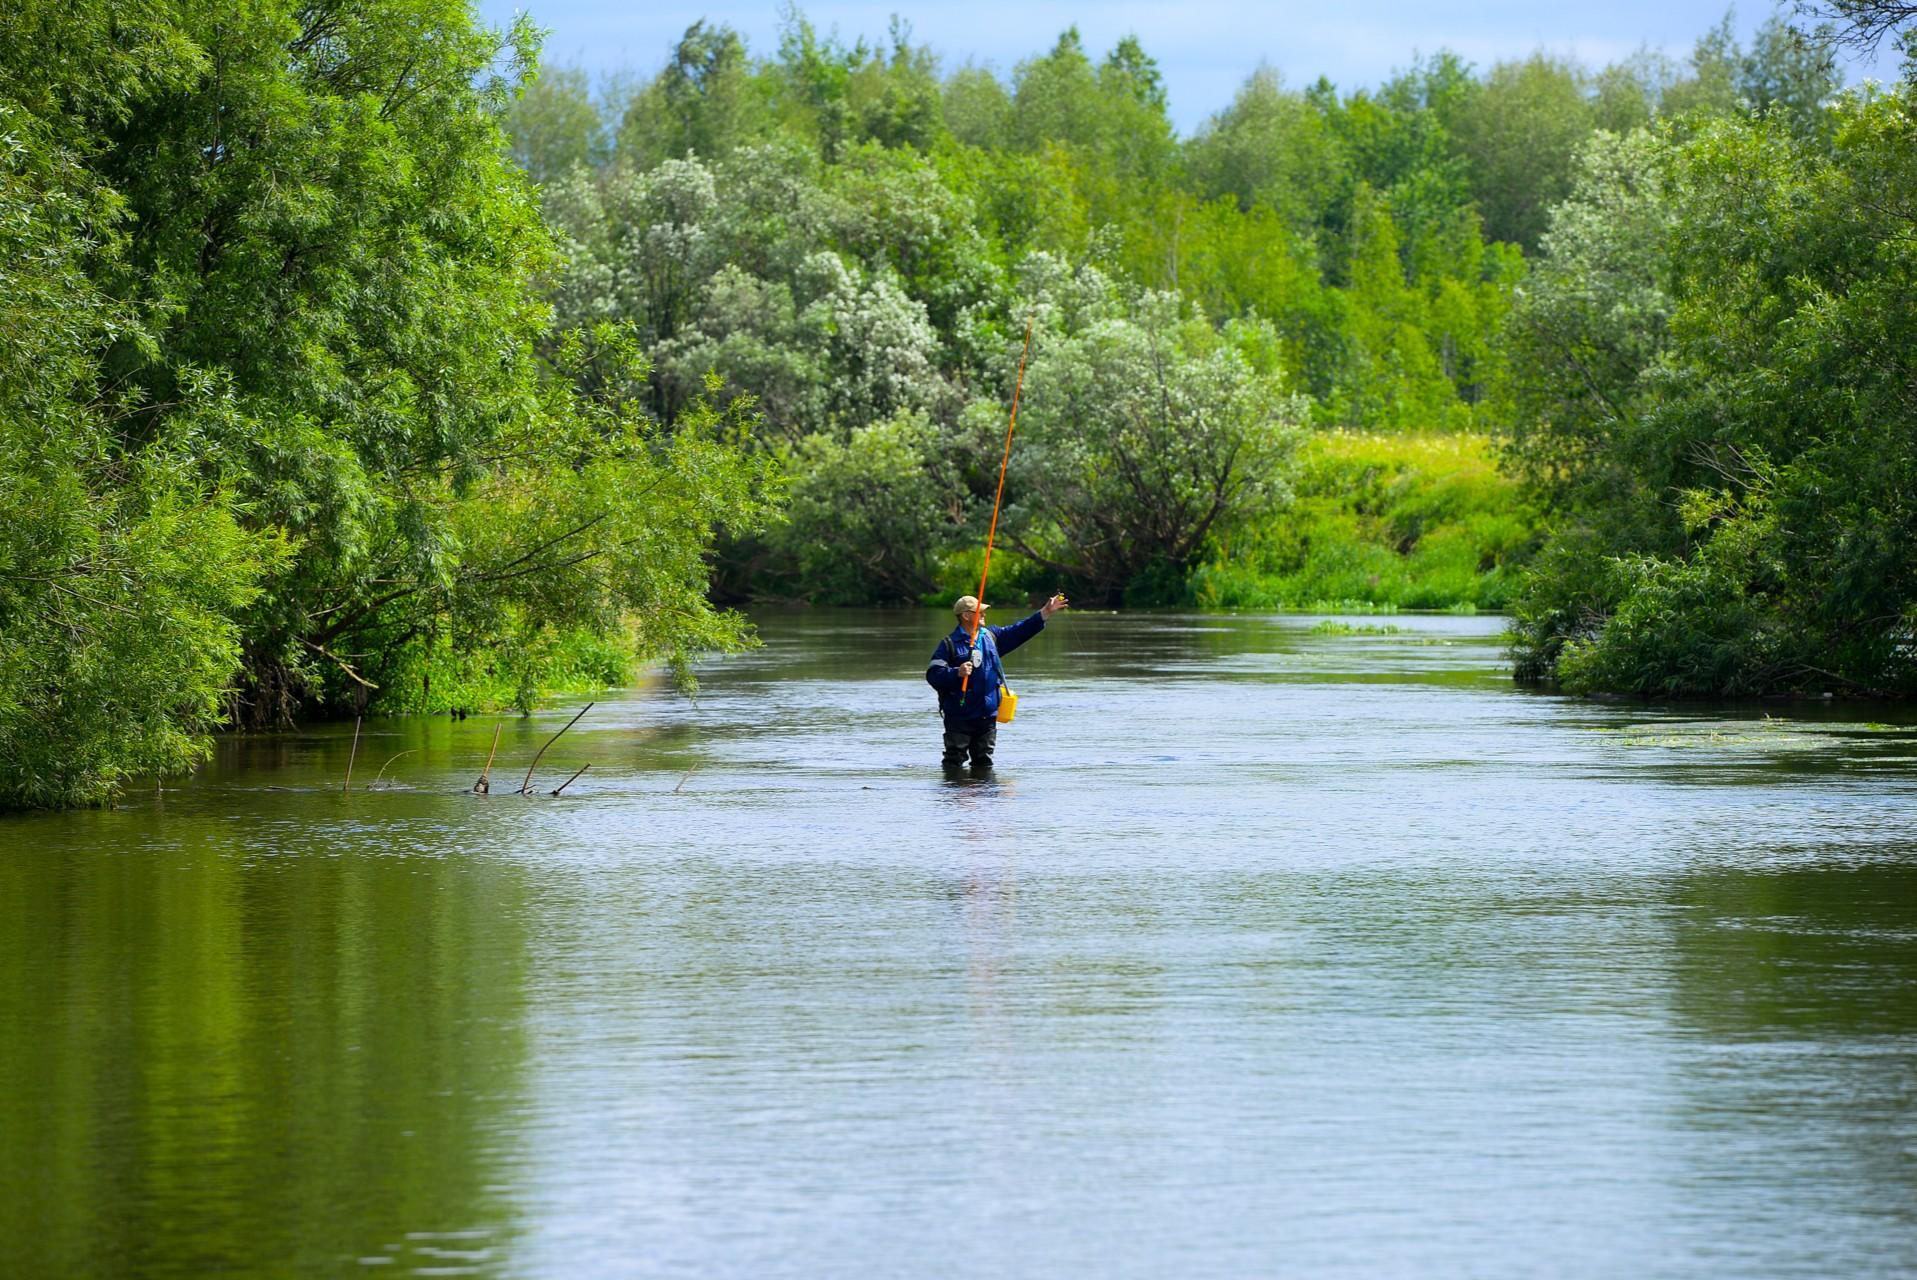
[1508,67,1917,695]
[1002,262,1307,604]
[0,0,283,808]
[0,0,775,807]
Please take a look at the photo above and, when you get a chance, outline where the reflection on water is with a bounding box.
[0,835,531,1276]
[3,609,1916,1278]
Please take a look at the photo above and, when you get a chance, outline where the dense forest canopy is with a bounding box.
[1,0,1913,808]
[1,0,775,807]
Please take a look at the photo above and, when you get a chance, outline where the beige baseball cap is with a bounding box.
[953,595,989,618]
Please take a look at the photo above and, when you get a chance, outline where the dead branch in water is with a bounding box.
[343,717,362,793]
[519,702,594,795]
[371,750,415,788]
[550,763,590,796]
[473,723,501,794]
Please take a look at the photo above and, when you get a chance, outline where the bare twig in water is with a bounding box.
[673,766,697,794]
[473,724,501,794]
[371,750,415,788]
[343,717,362,793]
[550,763,590,796]
[519,701,594,795]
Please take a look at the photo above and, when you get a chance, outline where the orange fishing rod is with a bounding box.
[961,313,1036,696]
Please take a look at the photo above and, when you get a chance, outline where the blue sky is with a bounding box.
[476,2,1887,132]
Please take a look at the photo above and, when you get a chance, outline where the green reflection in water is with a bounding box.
[0,825,530,1277]
[1666,860,1917,1038]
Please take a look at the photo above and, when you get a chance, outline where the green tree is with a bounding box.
[1509,70,1917,695]
[1663,14,1745,118]
[1447,53,1596,249]
[1011,28,1176,192]
[1333,185,1453,427]
[942,66,1014,149]
[844,18,946,151]
[1315,64,1472,274]
[1590,51,1674,133]
[1658,12,1839,137]
[1009,28,1102,153]
[546,147,962,437]
[0,2,282,807]
[775,412,960,602]
[765,11,865,159]
[504,64,607,184]
[1164,193,1341,398]
[546,155,725,408]
[89,0,612,719]
[1502,127,1679,511]
[658,250,947,441]
[1185,66,1348,234]
[1001,263,1307,603]
[1739,15,1841,139]
[2,0,777,809]
[617,21,765,166]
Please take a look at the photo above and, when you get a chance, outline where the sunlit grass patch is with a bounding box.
[1309,620,1404,635]
[1194,430,1542,612]
[1596,717,1830,752]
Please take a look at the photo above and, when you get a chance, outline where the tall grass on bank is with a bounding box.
[1193,431,1541,611]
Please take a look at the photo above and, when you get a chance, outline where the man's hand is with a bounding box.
[1040,592,1070,620]
[958,661,974,678]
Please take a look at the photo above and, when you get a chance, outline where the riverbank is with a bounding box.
[1191,430,1541,612]
[919,431,1542,614]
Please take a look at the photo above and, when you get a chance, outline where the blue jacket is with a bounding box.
[926,611,1046,721]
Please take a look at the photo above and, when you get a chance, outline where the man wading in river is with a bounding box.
[926,593,1068,772]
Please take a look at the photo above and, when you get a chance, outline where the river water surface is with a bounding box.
[3,609,1915,1278]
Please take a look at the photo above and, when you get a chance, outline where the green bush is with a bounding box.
[1193,430,1541,610]
[364,625,635,716]
[774,412,959,604]
[1505,72,1917,697]
[922,544,1054,611]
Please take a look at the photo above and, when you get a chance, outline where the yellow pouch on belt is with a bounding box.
[996,686,1018,723]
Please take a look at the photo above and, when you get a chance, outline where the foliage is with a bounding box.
[1445,54,1597,250]
[10,0,1903,812]
[617,20,763,167]
[529,14,1546,460]
[1663,14,1842,138]
[1502,127,1679,513]
[0,0,775,808]
[1507,59,1917,696]
[0,406,281,810]
[545,143,975,434]
[1184,67,1345,232]
[509,4,1894,664]
[774,412,961,603]
[504,64,612,184]
[0,9,284,808]
[1002,269,1307,603]
[1330,185,1520,429]
[1193,432,1539,610]
[331,330,780,713]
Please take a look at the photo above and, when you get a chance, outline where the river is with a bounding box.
[3,608,1914,1278]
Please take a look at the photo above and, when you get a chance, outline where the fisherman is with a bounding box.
[926,592,1068,771]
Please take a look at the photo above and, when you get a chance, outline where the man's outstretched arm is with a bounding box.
[993,594,1069,656]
